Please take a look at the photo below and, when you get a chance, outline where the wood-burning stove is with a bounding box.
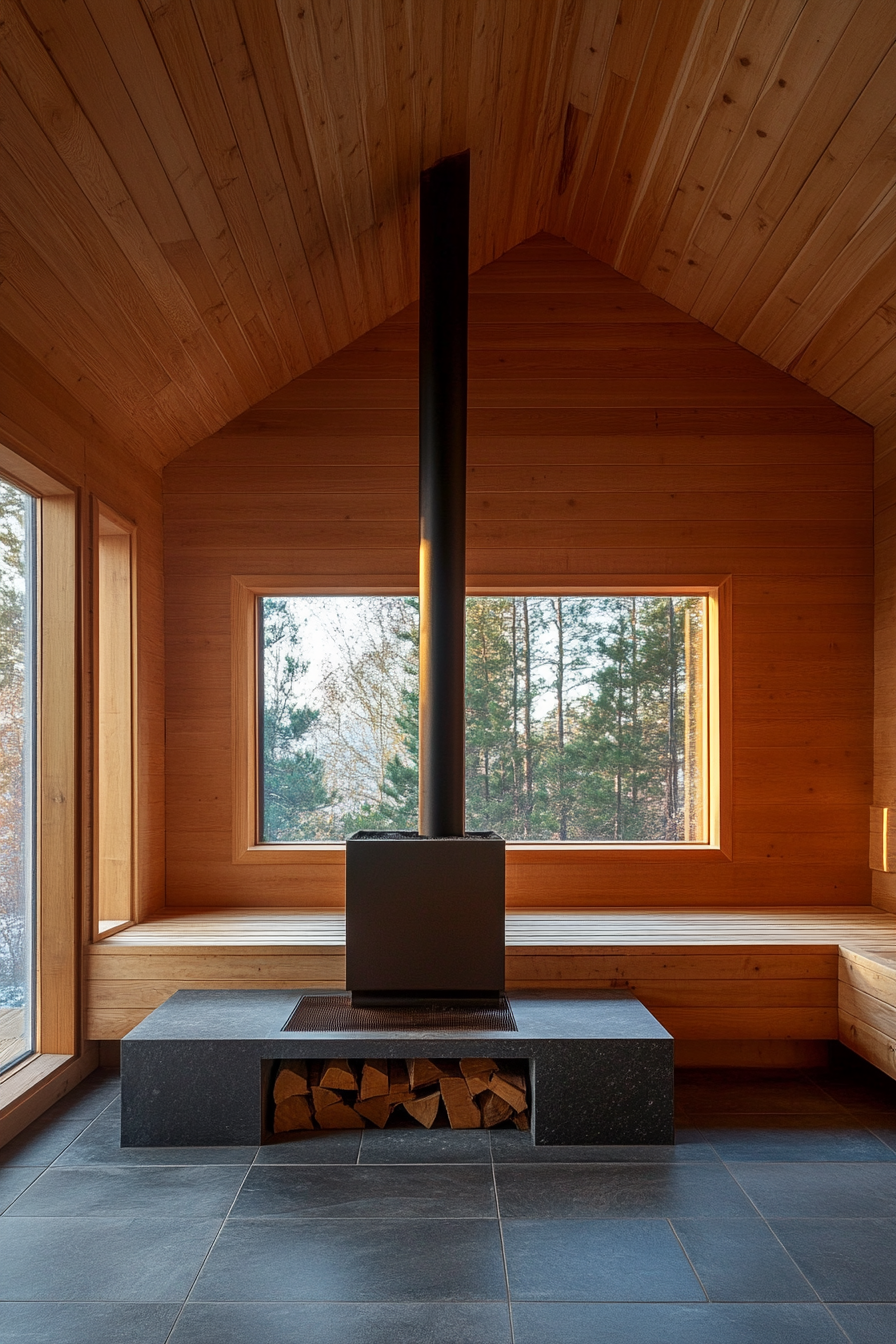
[344,151,507,1009]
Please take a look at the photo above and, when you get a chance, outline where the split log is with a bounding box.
[273,1094,313,1132]
[403,1089,441,1128]
[270,1055,528,1134]
[311,1084,342,1111]
[440,1076,481,1128]
[460,1057,497,1080]
[315,1101,365,1129]
[464,1073,492,1097]
[320,1059,357,1091]
[479,1091,513,1128]
[354,1095,393,1128]
[273,1060,309,1103]
[490,1070,527,1112]
[360,1059,389,1099]
[407,1058,445,1090]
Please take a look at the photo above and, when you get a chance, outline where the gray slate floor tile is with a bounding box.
[254,1131,362,1164]
[5,1164,249,1219]
[511,1302,848,1344]
[0,1119,88,1167]
[829,1304,896,1344]
[39,1072,121,1124]
[231,1163,496,1219]
[0,1302,178,1343]
[674,1071,847,1116]
[490,1129,717,1163]
[769,1218,896,1301]
[699,1114,896,1162]
[495,1162,756,1218]
[809,1071,896,1115]
[502,1218,705,1301]
[192,1216,507,1302]
[0,1216,221,1302]
[170,1301,513,1343]
[728,1162,896,1217]
[669,1217,817,1301]
[7,1059,896,1341]
[0,1167,41,1214]
[854,1114,896,1154]
[360,1128,491,1164]
[53,1111,257,1166]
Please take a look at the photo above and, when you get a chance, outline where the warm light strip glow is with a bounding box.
[884,807,889,872]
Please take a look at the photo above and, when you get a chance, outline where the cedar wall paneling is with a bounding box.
[163,236,873,909]
[873,407,896,914]
[0,328,166,925]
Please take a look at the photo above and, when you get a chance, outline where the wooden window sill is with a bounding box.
[235,843,731,865]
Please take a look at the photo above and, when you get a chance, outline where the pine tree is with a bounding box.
[344,601,420,831]
[465,597,517,833]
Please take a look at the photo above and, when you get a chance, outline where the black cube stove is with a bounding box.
[345,830,505,1008]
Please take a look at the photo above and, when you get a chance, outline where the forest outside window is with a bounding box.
[256,592,716,847]
[0,478,36,1074]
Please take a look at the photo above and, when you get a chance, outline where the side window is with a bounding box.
[95,506,136,936]
[0,479,36,1073]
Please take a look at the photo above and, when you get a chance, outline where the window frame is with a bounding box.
[91,500,138,942]
[0,444,78,1077]
[232,574,731,866]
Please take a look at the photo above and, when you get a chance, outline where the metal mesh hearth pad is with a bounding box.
[283,993,517,1033]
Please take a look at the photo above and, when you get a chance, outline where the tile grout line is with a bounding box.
[664,1217,710,1302]
[0,1165,49,1215]
[789,1062,865,1344]
[42,1106,114,1169]
[162,1152,257,1344]
[714,1148,825,1306]
[489,1132,516,1344]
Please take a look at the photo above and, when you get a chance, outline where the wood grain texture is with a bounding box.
[83,904,896,1040]
[838,945,896,1079]
[164,237,873,909]
[873,412,896,913]
[37,496,79,1056]
[0,0,890,481]
[95,515,135,929]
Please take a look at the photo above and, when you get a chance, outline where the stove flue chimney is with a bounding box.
[418,150,470,838]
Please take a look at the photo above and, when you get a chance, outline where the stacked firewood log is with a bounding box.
[272,1057,529,1133]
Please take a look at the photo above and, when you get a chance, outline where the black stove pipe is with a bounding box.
[418,150,470,838]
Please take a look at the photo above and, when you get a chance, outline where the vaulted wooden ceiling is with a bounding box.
[0,0,893,472]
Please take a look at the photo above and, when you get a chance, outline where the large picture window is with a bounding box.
[258,593,708,846]
[0,479,36,1075]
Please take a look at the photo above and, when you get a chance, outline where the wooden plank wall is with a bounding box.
[0,328,166,928]
[872,408,896,913]
[164,235,873,911]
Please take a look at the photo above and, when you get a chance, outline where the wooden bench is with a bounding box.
[86,907,896,1070]
[839,946,896,1080]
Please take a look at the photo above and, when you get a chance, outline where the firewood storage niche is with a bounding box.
[267,1057,531,1135]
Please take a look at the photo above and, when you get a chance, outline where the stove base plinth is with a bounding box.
[119,989,674,1147]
